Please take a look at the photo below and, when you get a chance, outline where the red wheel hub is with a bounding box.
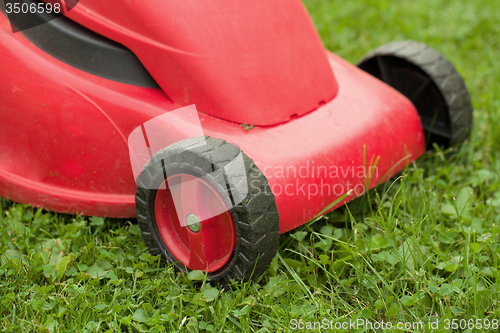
[154,174,236,272]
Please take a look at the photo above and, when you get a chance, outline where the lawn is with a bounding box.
[2,0,500,332]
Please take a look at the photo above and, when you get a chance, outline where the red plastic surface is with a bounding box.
[58,0,338,125]
[0,12,425,233]
[155,174,236,272]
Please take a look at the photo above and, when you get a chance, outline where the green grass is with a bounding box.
[2,0,500,331]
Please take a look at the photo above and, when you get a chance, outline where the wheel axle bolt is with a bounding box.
[186,214,201,233]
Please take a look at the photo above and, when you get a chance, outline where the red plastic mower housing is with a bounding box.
[0,1,425,234]
[62,0,339,125]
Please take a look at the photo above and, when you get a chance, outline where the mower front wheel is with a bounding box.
[358,40,473,148]
[135,136,280,285]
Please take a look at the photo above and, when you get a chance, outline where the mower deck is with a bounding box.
[0,12,424,232]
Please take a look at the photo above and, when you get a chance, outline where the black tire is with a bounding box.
[357,40,473,148]
[135,136,280,285]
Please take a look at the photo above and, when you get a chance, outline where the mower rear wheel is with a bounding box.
[135,136,280,285]
[357,40,473,148]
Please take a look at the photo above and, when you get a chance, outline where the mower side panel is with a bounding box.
[0,13,424,230]
[61,0,338,126]
[0,15,171,216]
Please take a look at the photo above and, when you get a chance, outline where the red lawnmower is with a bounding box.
[0,0,473,284]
